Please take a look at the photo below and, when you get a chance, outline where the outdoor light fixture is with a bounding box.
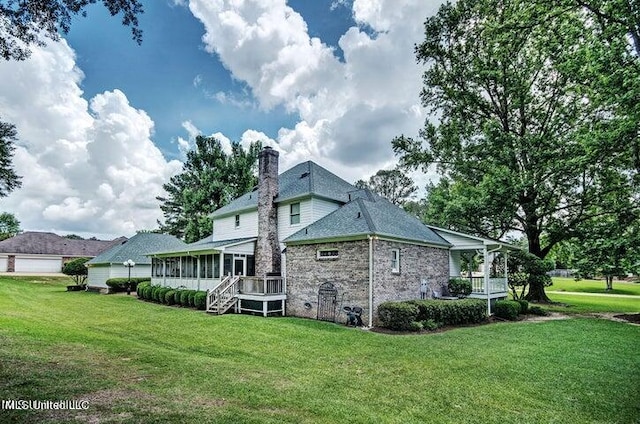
[123,259,135,295]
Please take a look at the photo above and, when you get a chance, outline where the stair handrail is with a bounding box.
[206,274,231,310]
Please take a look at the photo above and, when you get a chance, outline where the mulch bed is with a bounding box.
[613,313,640,324]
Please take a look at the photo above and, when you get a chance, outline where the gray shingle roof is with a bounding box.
[284,190,451,247]
[212,161,357,218]
[0,231,127,256]
[87,233,185,265]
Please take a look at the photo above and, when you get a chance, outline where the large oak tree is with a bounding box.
[393,0,639,302]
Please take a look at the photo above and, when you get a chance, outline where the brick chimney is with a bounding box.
[255,146,281,276]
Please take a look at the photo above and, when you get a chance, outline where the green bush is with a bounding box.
[378,302,419,331]
[528,305,550,316]
[137,282,150,298]
[165,290,177,305]
[187,290,197,308]
[516,299,529,314]
[494,300,520,320]
[421,319,442,331]
[194,291,207,310]
[408,321,423,332]
[448,278,473,297]
[63,257,90,286]
[106,277,150,293]
[407,299,487,325]
[157,287,171,304]
[179,290,191,307]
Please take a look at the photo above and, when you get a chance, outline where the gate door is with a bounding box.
[317,283,338,322]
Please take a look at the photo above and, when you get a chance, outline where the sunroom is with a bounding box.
[147,236,285,316]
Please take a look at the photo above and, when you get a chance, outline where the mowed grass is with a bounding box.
[0,277,639,423]
[549,277,640,296]
[543,277,640,314]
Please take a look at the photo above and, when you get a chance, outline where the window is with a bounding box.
[391,249,400,273]
[235,214,240,228]
[317,249,339,260]
[290,202,300,225]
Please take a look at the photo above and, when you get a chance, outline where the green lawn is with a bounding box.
[548,277,640,296]
[0,277,639,423]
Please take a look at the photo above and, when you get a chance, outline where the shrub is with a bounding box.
[407,299,487,325]
[408,321,423,332]
[106,277,150,293]
[528,305,550,316]
[137,282,150,298]
[63,257,90,286]
[194,291,207,310]
[516,299,529,314]
[157,287,171,304]
[187,290,197,308]
[448,278,472,297]
[421,319,442,331]
[494,300,520,320]
[165,290,177,305]
[179,290,191,307]
[378,302,419,331]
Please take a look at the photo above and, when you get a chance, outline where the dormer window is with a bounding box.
[235,214,240,228]
[290,202,300,225]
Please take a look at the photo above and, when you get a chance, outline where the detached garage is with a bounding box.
[0,232,126,274]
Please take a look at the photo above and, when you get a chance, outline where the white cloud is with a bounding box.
[0,40,182,238]
[185,0,442,184]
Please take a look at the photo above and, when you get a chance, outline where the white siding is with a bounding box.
[213,210,259,240]
[277,198,340,241]
[432,230,482,249]
[87,264,150,288]
[15,256,62,273]
[88,266,112,288]
[225,241,255,255]
[0,256,7,272]
[311,198,341,221]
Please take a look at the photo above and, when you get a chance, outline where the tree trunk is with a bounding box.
[524,230,553,303]
[605,276,613,291]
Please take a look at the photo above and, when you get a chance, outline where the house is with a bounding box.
[149,147,515,325]
[0,231,126,273]
[86,232,186,291]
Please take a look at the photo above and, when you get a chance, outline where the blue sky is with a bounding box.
[0,0,442,238]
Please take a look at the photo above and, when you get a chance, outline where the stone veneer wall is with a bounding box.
[285,240,370,324]
[255,147,281,276]
[372,240,449,323]
[285,238,450,326]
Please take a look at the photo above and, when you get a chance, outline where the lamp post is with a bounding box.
[123,259,135,295]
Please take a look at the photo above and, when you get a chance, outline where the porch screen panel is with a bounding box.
[223,254,233,277]
[214,255,220,278]
[247,255,255,277]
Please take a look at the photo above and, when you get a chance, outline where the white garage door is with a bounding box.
[15,257,62,273]
[0,257,7,272]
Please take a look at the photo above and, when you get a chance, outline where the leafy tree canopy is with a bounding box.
[157,136,261,243]
[0,0,144,61]
[0,211,20,240]
[393,0,639,302]
[354,168,417,206]
[62,257,90,286]
[0,119,21,198]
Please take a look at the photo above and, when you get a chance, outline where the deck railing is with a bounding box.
[465,277,507,294]
[239,276,284,295]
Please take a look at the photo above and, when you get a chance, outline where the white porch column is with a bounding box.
[504,252,508,292]
[484,246,491,315]
[162,258,166,286]
[219,252,224,278]
[449,250,461,277]
[196,256,201,291]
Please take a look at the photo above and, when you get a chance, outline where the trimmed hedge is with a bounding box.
[136,284,207,312]
[194,291,207,310]
[447,278,473,297]
[528,305,550,316]
[407,299,487,326]
[516,299,529,314]
[106,277,150,293]
[494,300,520,320]
[378,302,419,331]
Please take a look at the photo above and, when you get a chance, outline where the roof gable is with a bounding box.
[284,190,451,247]
[87,233,185,265]
[212,161,357,218]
